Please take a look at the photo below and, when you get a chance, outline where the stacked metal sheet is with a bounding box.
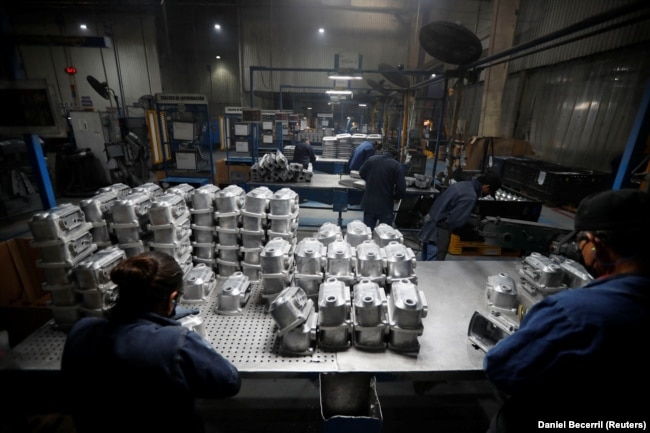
[350,133,368,154]
[335,133,354,160]
[29,203,98,329]
[190,184,220,269]
[321,136,338,158]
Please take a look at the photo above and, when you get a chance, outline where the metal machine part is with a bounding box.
[148,193,189,226]
[165,183,195,206]
[373,223,403,247]
[351,279,388,351]
[278,306,318,355]
[386,279,427,353]
[79,190,118,223]
[214,210,240,230]
[467,310,519,353]
[96,183,131,200]
[316,222,342,247]
[270,187,299,215]
[131,182,163,200]
[294,237,327,303]
[214,184,245,212]
[177,314,206,338]
[241,209,267,232]
[267,211,299,234]
[355,240,386,285]
[28,203,87,241]
[31,224,95,264]
[111,192,152,226]
[318,278,352,350]
[345,220,372,247]
[383,241,417,285]
[150,215,191,244]
[551,255,594,288]
[191,183,220,211]
[182,263,217,303]
[73,246,126,289]
[243,186,273,214]
[215,271,251,315]
[76,282,118,310]
[269,286,313,336]
[261,237,294,274]
[325,238,356,284]
[518,252,566,293]
[485,272,518,312]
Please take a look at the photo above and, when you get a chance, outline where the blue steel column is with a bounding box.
[613,79,650,190]
[24,134,57,209]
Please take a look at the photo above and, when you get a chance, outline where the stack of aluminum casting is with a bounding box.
[344,220,372,247]
[249,150,313,183]
[468,252,593,352]
[351,279,389,351]
[165,183,195,207]
[72,246,126,319]
[189,184,220,269]
[29,203,98,329]
[214,184,246,277]
[78,186,125,249]
[324,237,356,286]
[317,277,352,350]
[293,237,327,305]
[147,193,193,275]
[355,239,387,287]
[232,186,270,279]
[269,285,317,355]
[383,241,417,287]
[214,271,251,315]
[315,222,341,247]
[386,279,428,353]
[111,190,154,257]
[350,133,368,152]
[182,262,217,303]
[260,237,295,304]
[267,188,299,242]
[372,223,404,247]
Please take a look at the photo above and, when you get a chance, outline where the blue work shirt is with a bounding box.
[61,312,241,433]
[292,140,316,168]
[483,273,650,427]
[359,152,406,215]
[348,141,376,171]
[418,179,481,243]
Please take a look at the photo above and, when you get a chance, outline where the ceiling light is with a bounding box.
[358,104,367,107]
[80,24,87,30]
[214,24,221,30]
[319,28,325,33]
[325,90,353,95]
[215,55,221,59]
[328,73,363,80]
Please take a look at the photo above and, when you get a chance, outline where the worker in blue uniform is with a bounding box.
[348,140,381,172]
[292,137,316,169]
[484,189,650,432]
[61,251,241,433]
[358,147,406,229]
[418,171,501,260]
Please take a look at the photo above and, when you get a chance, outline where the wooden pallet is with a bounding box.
[448,234,521,257]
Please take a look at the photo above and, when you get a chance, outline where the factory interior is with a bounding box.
[1,0,650,432]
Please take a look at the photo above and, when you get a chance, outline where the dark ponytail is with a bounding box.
[111,251,183,317]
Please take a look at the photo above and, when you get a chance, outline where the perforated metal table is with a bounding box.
[5,260,519,380]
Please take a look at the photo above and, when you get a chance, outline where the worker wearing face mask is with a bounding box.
[483,189,650,432]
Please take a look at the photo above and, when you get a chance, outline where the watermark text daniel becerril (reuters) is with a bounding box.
[537,420,647,430]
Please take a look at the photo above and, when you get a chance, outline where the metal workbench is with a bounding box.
[249,173,437,226]
[5,260,518,380]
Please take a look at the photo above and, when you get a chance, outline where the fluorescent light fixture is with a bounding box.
[214,24,221,30]
[307,107,312,110]
[318,28,325,33]
[358,104,367,107]
[326,90,353,95]
[215,55,221,59]
[80,24,87,30]
[328,73,363,80]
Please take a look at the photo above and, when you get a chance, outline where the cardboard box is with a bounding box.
[229,164,250,183]
[320,373,382,433]
[215,159,228,185]
[0,238,46,306]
